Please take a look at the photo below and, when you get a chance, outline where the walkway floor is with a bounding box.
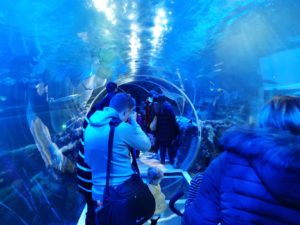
[77,152,190,225]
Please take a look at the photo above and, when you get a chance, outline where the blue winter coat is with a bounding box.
[183,127,300,225]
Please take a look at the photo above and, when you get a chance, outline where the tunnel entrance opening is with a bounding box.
[89,75,201,171]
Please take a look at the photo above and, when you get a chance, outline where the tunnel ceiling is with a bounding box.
[1,0,300,92]
[1,0,300,146]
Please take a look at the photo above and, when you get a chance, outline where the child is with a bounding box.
[147,167,167,225]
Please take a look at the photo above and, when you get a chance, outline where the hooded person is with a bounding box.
[183,96,300,225]
[84,93,155,225]
[87,82,118,118]
[76,81,118,225]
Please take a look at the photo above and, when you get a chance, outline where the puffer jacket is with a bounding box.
[183,127,300,225]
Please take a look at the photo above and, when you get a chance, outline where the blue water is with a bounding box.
[1,0,300,224]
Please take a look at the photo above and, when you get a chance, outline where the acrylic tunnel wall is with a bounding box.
[1,0,300,224]
[90,75,202,171]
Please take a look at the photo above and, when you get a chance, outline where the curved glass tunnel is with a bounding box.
[1,0,300,224]
[90,76,201,171]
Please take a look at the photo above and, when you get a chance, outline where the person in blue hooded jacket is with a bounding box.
[76,81,118,225]
[84,93,155,225]
[183,95,300,225]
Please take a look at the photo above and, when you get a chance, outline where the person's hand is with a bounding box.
[129,111,138,125]
[97,200,103,207]
[95,200,104,212]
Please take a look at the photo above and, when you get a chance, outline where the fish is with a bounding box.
[213,68,222,72]
[214,62,224,67]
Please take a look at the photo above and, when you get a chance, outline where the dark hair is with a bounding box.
[109,93,135,113]
[259,96,300,134]
[149,90,158,98]
[106,82,117,93]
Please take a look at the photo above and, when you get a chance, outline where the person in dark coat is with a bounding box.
[76,82,117,225]
[145,90,159,132]
[154,95,179,164]
[182,96,300,225]
[87,82,118,118]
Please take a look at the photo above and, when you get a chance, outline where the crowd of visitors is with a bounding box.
[76,81,300,224]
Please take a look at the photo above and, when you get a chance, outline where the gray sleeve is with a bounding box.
[121,123,151,152]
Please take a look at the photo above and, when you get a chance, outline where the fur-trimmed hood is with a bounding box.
[220,127,300,170]
[220,126,300,208]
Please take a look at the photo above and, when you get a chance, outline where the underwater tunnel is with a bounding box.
[1,0,300,224]
[90,75,201,170]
